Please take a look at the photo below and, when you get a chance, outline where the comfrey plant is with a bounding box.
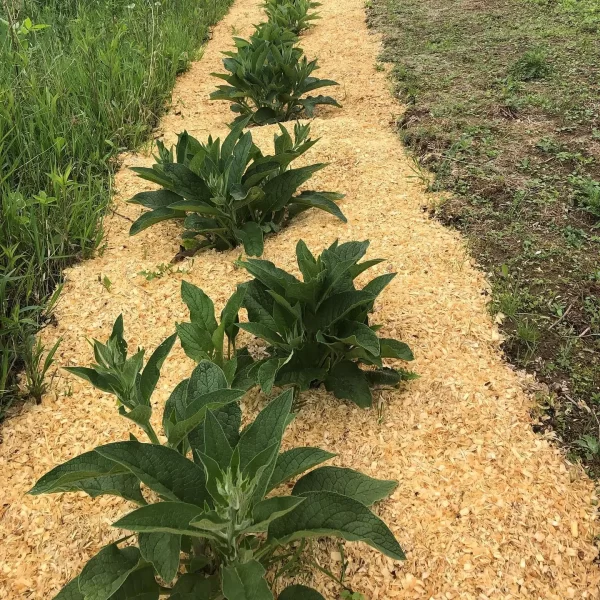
[177,240,416,407]
[32,319,405,599]
[128,119,345,256]
[264,0,321,35]
[210,24,340,124]
[235,240,417,407]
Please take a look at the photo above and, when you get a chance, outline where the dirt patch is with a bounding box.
[0,0,599,598]
[368,0,600,476]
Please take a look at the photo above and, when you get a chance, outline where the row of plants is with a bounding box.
[33,1,416,598]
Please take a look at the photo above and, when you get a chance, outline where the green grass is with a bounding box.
[368,0,600,474]
[0,0,233,415]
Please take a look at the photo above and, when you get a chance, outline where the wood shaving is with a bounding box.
[1,0,598,598]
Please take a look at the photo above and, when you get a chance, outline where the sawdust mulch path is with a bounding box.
[1,0,599,598]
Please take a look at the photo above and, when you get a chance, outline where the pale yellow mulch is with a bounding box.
[1,0,598,598]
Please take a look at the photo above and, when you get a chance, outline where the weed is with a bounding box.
[22,336,61,404]
[0,0,235,414]
[138,262,192,281]
[510,48,551,81]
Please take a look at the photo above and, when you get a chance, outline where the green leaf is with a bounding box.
[53,577,83,600]
[268,447,336,492]
[238,390,293,470]
[235,221,264,257]
[139,334,176,404]
[324,361,372,408]
[221,286,247,345]
[289,191,346,223]
[237,322,286,347]
[237,258,301,297]
[129,190,182,209]
[78,544,141,600]
[28,450,145,505]
[181,281,218,333]
[260,164,325,214]
[176,322,214,362]
[204,409,233,470]
[326,320,380,356]
[257,358,285,395]
[110,567,160,600]
[95,442,210,508]
[138,532,181,582]
[129,207,183,236]
[362,273,396,298]
[120,405,153,432]
[313,291,374,330]
[295,240,319,281]
[268,490,405,560]
[248,496,305,532]
[379,339,414,361]
[365,368,402,387]
[168,389,244,448]
[63,367,115,394]
[238,390,294,500]
[113,502,207,537]
[187,361,228,399]
[279,585,325,600]
[293,466,397,506]
[299,95,342,117]
[221,560,273,600]
[169,574,221,600]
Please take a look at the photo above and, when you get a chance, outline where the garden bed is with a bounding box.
[0,0,598,597]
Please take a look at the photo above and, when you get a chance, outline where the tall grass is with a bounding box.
[0,0,233,414]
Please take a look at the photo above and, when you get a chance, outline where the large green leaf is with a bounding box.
[138,532,181,582]
[324,360,372,408]
[379,338,414,361]
[129,207,183,236]
[267,491,405,560]
[128,190,182,210]
[268,447,336,492]
[293,466,397,506]
[78,545,141,600]
[113,502,207,537]
[237,258,301,297]
[181,281,218,333]
[260,164,325,214]
[176,322,214,362]
[278,586,325,600]
[53,578,83,600]
[289,190,346,222]
[237,322,286,347]
[203,409,233,470]
[247,496,305,532]
[95,442,210,508]
[187,361,228,399]
[169,574,221,600]
[238,390,293,500]
[325,320,380,356]
[29,451,145,505]
[139,333,177,404]
[221,560,273,600]
[312,290,374,330]
[167,388,244,448]
[109,567,160,600]
[63,367,116,395]
[235,221,264,257]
